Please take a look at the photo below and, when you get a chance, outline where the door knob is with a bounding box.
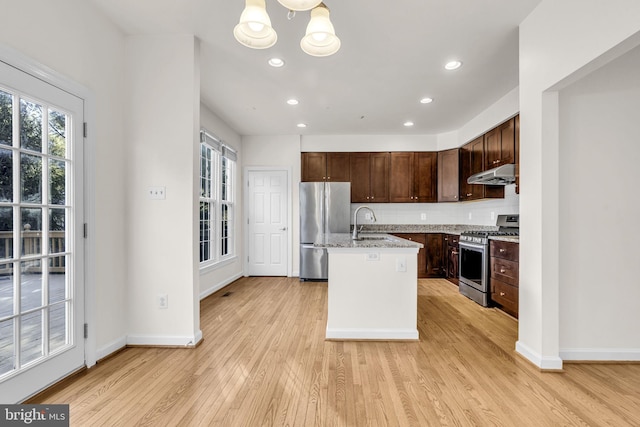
[279,227,287,231]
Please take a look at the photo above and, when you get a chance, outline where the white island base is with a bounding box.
[325,245,420,341]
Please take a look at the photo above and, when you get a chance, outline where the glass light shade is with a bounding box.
[300,5,341,57]
[234,0,277,49]
[277,0,322,11]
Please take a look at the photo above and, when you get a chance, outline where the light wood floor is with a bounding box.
[32,277,640,426]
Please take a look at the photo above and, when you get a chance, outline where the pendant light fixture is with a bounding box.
[276,0,322,11]
[300,3,340,57]
[234,0,340,57]
[234,0,277,49]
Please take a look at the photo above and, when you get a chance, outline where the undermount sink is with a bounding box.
[353,235,389,241]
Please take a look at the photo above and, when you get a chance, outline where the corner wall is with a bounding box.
[124,35,201,345]
[518,0,640,367]
[557,44,640,360]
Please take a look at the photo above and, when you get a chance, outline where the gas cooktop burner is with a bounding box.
[459,214,519,244]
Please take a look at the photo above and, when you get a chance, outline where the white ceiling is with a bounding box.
[87,0,540,136]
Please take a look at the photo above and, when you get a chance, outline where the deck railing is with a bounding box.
[0,230,66,275]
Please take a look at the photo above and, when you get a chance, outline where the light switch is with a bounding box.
[148,186,166,200]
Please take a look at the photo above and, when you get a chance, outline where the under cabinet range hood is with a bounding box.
[467,163,516,185]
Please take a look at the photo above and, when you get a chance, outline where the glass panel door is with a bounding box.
[0,59,84,403]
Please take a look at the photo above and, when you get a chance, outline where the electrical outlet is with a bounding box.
[396,257,407,272]
[420,213,427,221]
[148,186,166,200]
[364,212,372,221]
[366,252,380,261]
[468,212,473,220]
[158,294,168,309]
[491,212,495,220]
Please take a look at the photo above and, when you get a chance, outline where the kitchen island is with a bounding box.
[315,233,423,340]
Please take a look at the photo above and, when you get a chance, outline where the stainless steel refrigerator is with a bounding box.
[299,182,351,281]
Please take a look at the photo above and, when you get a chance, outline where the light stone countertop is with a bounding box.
[314,233,424,249]
[489,235,520,243]
[358,224,498,235]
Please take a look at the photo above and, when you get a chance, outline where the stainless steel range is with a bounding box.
[458,214,519,306]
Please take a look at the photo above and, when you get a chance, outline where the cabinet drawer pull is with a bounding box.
[500,292,506,296]
[327,176,331,179]
[500,268,506,273]
[466,193,472,197]
[499,248,506,253]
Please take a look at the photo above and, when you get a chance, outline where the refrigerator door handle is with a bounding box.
[302,244,316,249]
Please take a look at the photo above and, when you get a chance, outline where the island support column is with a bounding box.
[326,247,419,340]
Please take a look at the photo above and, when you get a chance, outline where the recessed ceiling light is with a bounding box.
[268,58,285,67]
[404,121,414,127]
[297,123,307,128]
[420,97,433,104]
[445,60,462,70]
[287,99,299,105]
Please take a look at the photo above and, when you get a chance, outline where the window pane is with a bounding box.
[21,310,43,365]
[48,256,66,304]
[48,109,66,157]
[49,159,66,205]
[49,208,66,254]
[0,265,13,318]
[0,148,12,202]
[221,204,230,257]
[199,201,210,263]
[20,153,42,203]
[21,208,42,256]
[0,207,12,259]
[0,319,14,375]
[0,90,12,146]
[20,259,42,312]
[20,98,42,152]
[49,302,67,353]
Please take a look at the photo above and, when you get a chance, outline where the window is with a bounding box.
[199,131,236,267]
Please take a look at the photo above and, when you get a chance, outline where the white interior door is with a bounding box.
[0,60,85,403]
[247,170,288,276]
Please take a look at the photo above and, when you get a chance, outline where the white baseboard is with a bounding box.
[127,332,201,347]
[560,348,640,361]
[516,340,564,370]
[199,271,243,300]
[292,269,299,277]
[96,336,127,361]
[326,328,419,340]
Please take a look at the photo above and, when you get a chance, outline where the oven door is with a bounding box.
[458,241,489,306]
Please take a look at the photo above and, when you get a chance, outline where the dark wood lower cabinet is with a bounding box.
[426,233,443,277]
[490,240,519,318]
[443,234,459,285]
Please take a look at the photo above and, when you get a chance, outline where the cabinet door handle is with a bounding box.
[499,248,506,253]
[452,251,458,255]
[466,193,472,197]
[327,176,331,180]
[500,268,506,273]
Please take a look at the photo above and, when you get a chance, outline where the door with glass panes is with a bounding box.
[0,60,84,403]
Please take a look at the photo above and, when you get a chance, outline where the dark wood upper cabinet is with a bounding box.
[349,152,389,203]
[485,118,516,170]
[301,152,326,182]
[515,114,520,194]
[460,136,504,201]
[437,148,459,202]
[301,152,350,182]
[389,152,437,203]
[326,152,350,182]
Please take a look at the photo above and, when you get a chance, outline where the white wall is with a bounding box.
[558,45,640,360]
[518,0,640,368]
[124,35,200,346]
[242,135,301,275]
[0,0,128,360]
[199,104,244,298]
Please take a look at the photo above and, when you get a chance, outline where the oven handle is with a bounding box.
[458,241,486,251]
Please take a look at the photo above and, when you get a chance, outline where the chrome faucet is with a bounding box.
[352,206,377,240]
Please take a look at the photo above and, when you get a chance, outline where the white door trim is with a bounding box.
[0,44,97,369]
[243,166,292,277]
